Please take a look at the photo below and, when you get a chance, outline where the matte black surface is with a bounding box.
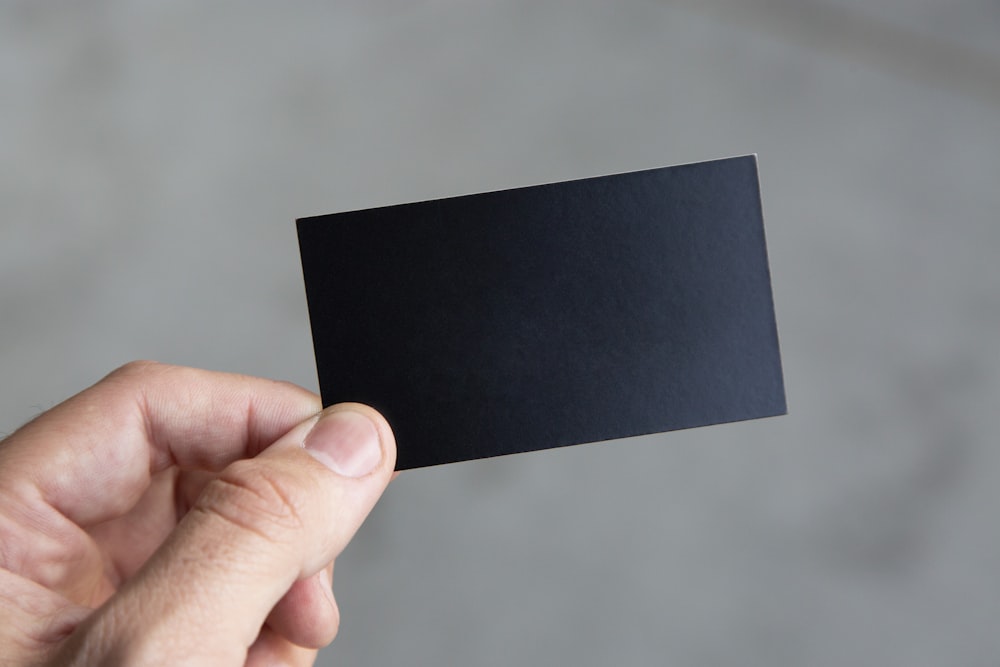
[298,155,785,469]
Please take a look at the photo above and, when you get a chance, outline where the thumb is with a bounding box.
[58,403,396,666]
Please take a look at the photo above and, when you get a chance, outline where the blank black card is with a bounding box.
[298,155,785,470]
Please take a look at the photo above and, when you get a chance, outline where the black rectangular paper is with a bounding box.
[298,155,785,470]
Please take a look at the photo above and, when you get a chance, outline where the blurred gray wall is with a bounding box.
[3,1,1000,665]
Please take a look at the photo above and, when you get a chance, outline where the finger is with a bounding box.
[266,562,338,649]
[57,403,396,665]
[246,625,319,667]
[0,360,320,529]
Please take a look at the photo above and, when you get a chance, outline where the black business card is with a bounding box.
[298,155,785,469]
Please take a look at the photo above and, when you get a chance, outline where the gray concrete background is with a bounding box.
[2,1,999,664]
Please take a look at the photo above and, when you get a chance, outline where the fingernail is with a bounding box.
[304,410,382,477]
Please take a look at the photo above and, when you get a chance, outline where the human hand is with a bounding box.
[0,361,396,666]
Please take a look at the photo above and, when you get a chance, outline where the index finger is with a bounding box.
[0,361,321,527]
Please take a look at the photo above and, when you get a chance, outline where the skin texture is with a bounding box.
[0,361,397,666]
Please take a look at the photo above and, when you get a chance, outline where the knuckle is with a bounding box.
[194,460,308,544]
